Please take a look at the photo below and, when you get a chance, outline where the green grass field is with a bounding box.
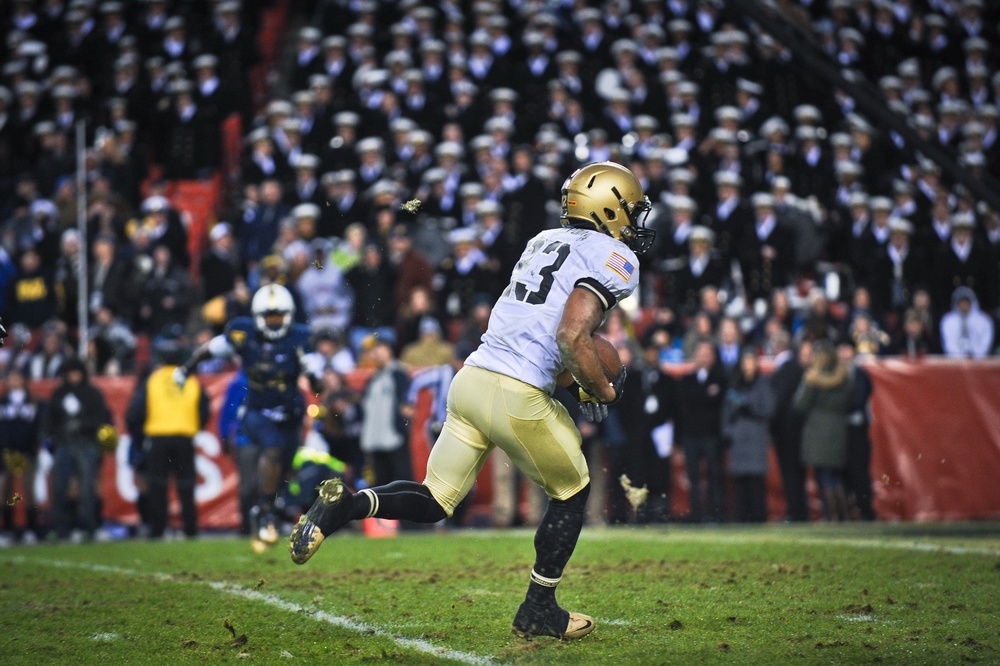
[2,523,999,665]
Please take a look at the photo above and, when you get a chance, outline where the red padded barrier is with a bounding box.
[12,358,1000,530]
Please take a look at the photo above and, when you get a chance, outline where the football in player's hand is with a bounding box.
[556,334,621,387]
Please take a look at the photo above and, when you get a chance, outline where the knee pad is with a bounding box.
[550,483,590,514]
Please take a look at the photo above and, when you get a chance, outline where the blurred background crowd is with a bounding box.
[1,0,1000,539]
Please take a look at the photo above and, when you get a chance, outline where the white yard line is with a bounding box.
[5,556,505,666]
[570,528,1000,557]
[793,537,1000,557]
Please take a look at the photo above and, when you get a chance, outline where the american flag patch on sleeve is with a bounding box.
[606,252,635,281]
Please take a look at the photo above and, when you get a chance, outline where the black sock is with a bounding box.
[526,484,590,607]
[351,481,447,523]
[259,490,277,512]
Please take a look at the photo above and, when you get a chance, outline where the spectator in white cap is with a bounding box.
[870,218,923,318]
[243,127,283,185]
[475,198,520,279]
[291,202,320,243]
[661,194,697,261]
[291,90,320,153]
[199,223,240,302]
[356,136,386,186]
[670,225,728,315]
[277,117,305,171]
[291,26,322,92]
[712,171,752,263]
[325,111,361,172]
[160,16,192,65]
[436,226,498,325]
[735,78,768,131]
[290,153,322,207]
[931,212,998,318]
[739,192,795,303]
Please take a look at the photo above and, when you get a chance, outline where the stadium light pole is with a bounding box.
[76,120,89,359]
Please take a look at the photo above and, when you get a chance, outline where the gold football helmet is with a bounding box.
[560,161,655,254]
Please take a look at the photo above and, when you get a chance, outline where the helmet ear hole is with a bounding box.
[604,208,616,220]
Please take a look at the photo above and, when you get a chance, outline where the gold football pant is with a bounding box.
[424,366,590,517]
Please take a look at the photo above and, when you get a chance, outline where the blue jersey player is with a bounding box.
[174,283,317,544]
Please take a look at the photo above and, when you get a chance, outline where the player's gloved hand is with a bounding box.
[573,365,627,423]
[0,316,7,348]
[577,387,608,423]
[172,366,188,387]
[607,365,627,405]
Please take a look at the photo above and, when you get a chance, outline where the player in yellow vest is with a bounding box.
[126,327,210,538]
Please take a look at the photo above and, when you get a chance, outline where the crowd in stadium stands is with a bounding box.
[1,0,1000,538]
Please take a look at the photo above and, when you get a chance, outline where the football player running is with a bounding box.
[289,162,654,640]
[175,283,317,545]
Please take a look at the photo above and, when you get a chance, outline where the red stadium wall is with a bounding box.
[18,359,1000,529]
[865,359,1000,521]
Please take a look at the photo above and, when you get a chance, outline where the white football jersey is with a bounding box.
[465,227,639,393]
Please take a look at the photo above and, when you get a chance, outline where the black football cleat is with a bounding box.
[288,478,353,564]
[511,601,595,640]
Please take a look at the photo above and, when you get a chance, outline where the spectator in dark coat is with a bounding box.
[199,223,240,302]
[0,368,43,542]
[137,244,192,335]
[769,333,810,522]
[839,341,876,521]
[134,194,190,268]
[345,243,398,353]
[677,340,727,523]
[319,170,364,239]
[603,343,674,524]
[388,225,434,312]
[42,357,113,541]
[205,2,259,127]
[8,247,55,330]
[739,193,796,304]
[869,218,925,323]
[240,179,289,268]
[503,146,550,242]
[436,229,500,327]
[289,27,324,94]
[634,342,678,524]
[722,350,776,523]
[88,233,131,320]
[711,171,754,264]
[664,226,729,316]
[242,129,284,187]
[161,80,214,180]
[932,213,998,320]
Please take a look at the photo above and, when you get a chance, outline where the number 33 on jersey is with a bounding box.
[472,226,639,394]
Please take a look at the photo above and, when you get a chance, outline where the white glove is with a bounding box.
[172,366,189,387]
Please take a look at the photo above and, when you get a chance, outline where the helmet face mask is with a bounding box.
[252,284,296,340]
[560,161,656,254]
